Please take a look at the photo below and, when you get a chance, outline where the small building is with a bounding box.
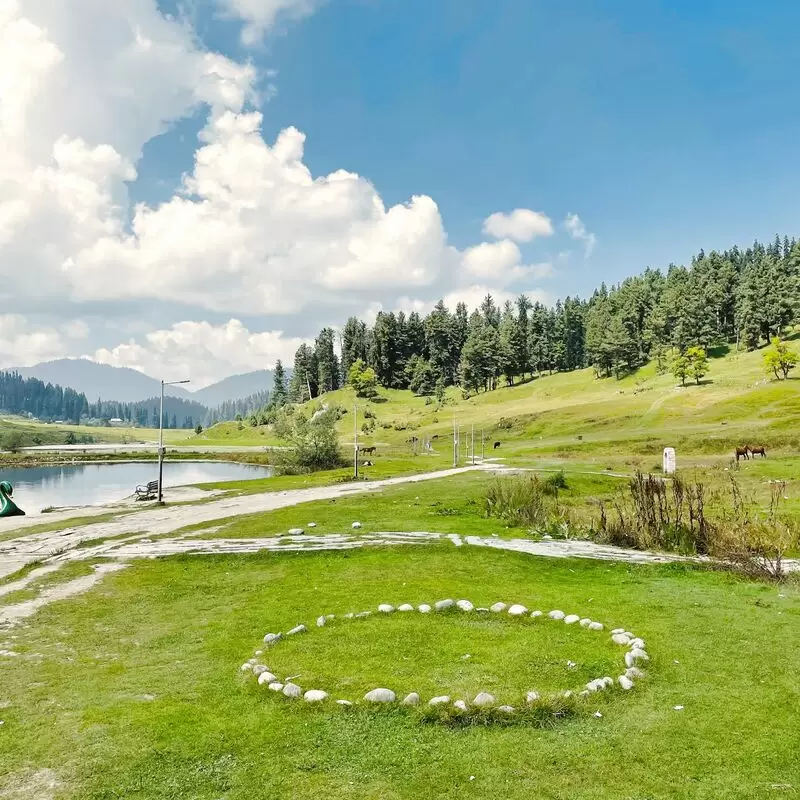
[108,418,125,427]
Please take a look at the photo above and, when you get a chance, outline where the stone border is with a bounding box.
[239,600,650,718]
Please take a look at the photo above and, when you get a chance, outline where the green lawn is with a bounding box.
[1,545,798,799]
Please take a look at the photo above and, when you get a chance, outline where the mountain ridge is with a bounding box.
[13,359,279,407]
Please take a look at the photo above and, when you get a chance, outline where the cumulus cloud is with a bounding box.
[482,208,553,243]
[93,319,309,389]
[218,0,327,45]
[461,241,554,284]
[0,0,560,383]
[564,212,597,257]
[0,315,81,368]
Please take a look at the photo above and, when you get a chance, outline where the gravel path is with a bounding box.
[1,464,796,630]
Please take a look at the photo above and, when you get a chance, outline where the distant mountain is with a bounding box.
[15,359,193,404]
[192,370,277,408]
[14,360,287,407]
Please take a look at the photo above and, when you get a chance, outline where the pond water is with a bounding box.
[0,461,272,514]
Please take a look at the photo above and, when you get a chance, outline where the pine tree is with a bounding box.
[272,360,288,407]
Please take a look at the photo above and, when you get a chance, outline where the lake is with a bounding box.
[0,461,272,514]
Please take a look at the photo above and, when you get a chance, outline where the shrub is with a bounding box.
[1,430,25,453]
[544,471,568,493]
[273,406,345,472]
[363,406,376,420]
[484,474,563,528]
[195,424,203,434]
[496,417,513,430]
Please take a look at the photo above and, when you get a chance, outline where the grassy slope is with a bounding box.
[193,344,800,463]
[0,416,192,447]
[1,545,798,799]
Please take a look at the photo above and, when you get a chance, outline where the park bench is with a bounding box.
[135,480,159,501]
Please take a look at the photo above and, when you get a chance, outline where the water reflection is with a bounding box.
[0,461,272,514]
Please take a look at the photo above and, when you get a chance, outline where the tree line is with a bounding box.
[276,234,799,401]
[0,370,267,429]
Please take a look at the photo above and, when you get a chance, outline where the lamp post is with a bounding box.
[158,378,190,503]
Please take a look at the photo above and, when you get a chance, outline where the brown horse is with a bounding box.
[734,447,749,462]
[748,445,766,459]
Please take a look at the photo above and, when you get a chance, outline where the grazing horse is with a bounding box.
[748,445,766,459]
[493,441,501,449]
[360,446,377,455]
[734,446,749,462]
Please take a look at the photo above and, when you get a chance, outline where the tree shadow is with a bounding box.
[708,343,731,359]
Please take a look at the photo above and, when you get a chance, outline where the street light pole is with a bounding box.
[158,378,190,504]
[353,401,358,479]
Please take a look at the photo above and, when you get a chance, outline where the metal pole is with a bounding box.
[157,380,164,503]
[481,429,485,461]
[471,424,475,466]
[353,402,358,479]
[452,414,457,467]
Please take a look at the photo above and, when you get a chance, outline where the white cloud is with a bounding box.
[0,315,71,367]
[482,208,553,243]
[92,319,308,388]
[461,241,554,285]
[218,0,326,45]
[0,0,563,383]
[564,212,597,257]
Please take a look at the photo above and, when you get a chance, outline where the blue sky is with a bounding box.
[147,0,800,301]
[6,0,800,382]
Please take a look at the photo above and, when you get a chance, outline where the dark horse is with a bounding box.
[734,446,749,462]
[493,441,501,449]
[748,445,767,459]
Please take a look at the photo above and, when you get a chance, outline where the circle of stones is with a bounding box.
[239,600,651,715]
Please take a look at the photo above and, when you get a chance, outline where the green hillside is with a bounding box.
[193,342,799,464]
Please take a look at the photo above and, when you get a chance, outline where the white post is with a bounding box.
[471,424,475,466]
[157,380,164,503]
[452,414,457,468]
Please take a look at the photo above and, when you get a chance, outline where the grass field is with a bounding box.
[1,544,798,799]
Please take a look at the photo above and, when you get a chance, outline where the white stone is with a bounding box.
[308,522,317,528]
[351,522,362,529]
[336,699,353,707]
[316,616,327,627]
[611,628,625,635]
[630,638,646,649]
[456,600,474,612]
[417,604,432,614]
[287,625,307,636]
[618,675,634,691]
[252,664,268,676]
[490,602,507,613]
[625,666,646,680]
[473,692,496,708]
[344,613,354,619]
[268,682,284,692]
[579,690,590,698]
[562,691,573,699]
[326,614,335,621]
[496,705,515,713]
[263,633,282,645]
[548,610,566,620]
[453,700,469,712]
[428,695,450,706]
[585,680,602,692]
[239,663,253,673]
[588,622,604,632]
[402,693,420,706]
[628,648,649,663]
[355,611,372,618]
[364,688,396,703]
[579,618,592,628]
[282,683,302,698]
[257,671,278,685]
[476,607,489,613]
[612,633,631,646]
[508,604,528,617]
[530,610,543,619]
[564,614,581,625]
[602,677,614,688]
[398,604,414,612]
[304,690,329,703]
[525,691,540,704]
[254,650,263,656]
[435,599,455,611]
[378,604,395,613]
[288,528,304,535]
